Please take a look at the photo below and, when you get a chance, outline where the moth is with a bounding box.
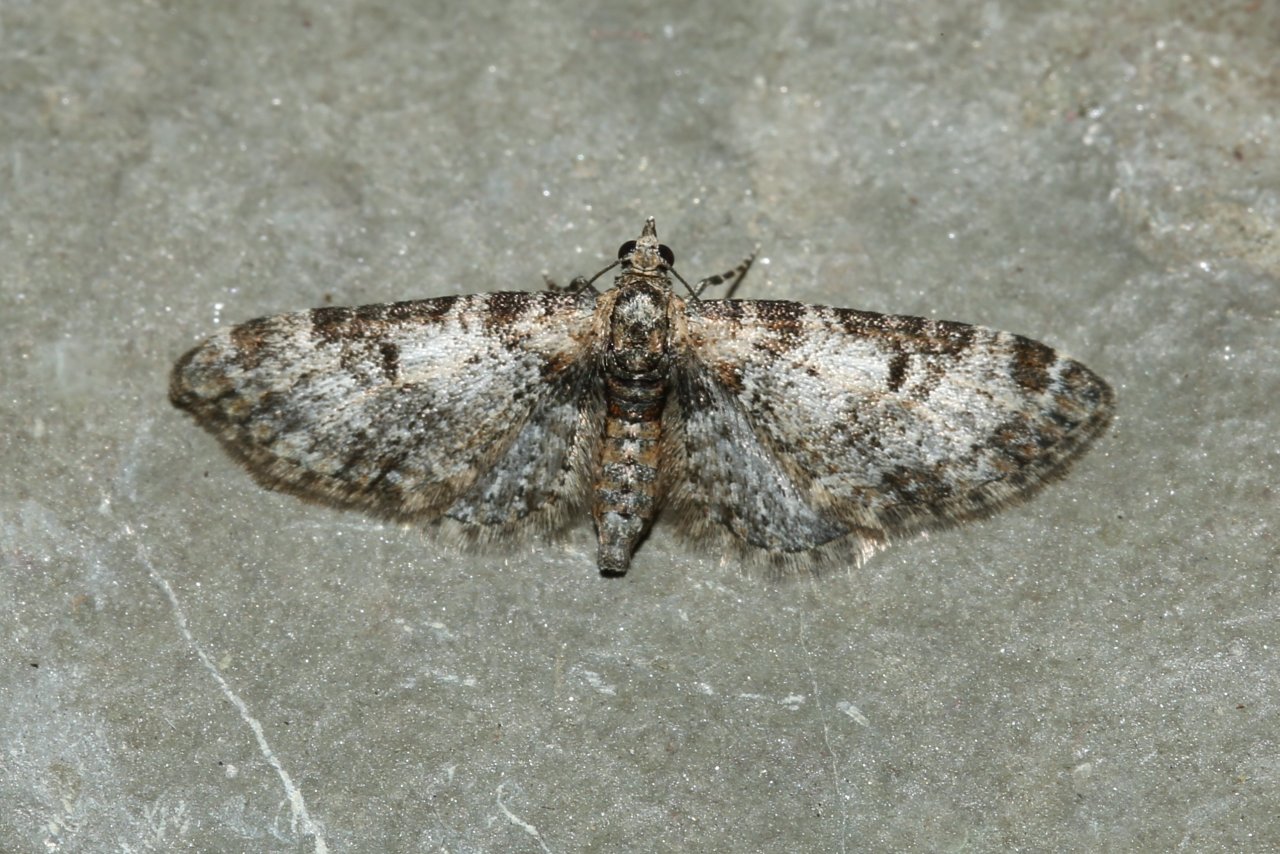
[171,218,1113,576]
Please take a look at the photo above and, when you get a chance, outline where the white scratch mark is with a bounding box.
[780,693,806,710]
[577,668,617,696]
[139,541,329,854]
[495,782,553,853]
[799,615,848,854]
[426,620,457,641]
[736,691,807,708]
[836,701,870,727]
[428,668,478,687]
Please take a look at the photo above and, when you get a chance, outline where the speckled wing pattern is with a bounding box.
[171,293,604,535]
[668,299,1113,569]
[171,219,1113,576]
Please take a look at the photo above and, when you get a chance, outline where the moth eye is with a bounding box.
[658,244,675,267]
[617,240,637,260]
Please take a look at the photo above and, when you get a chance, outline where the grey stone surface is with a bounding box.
[2,1,1276,851]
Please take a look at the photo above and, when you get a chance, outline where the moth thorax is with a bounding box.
[607,286,670,375]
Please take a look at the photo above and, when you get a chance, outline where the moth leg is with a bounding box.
[540,277,586,297]
[693,246,759,299]
[543,274,593,294]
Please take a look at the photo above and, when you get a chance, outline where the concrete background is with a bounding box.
[2,1,1276,851]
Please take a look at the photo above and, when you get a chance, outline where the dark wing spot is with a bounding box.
[379,342,400,383]
[388,298,456,323]
[884,313,928,338]
[309,306,356,344]
[1010,336,1055,394]
[837,308,887,337]
[987,416,1045,468]
[482,292,533,332]
[228,318,275,368]
[886,352,910,392]
[880,465,955,507]
[928,321,976,357]
[752,300,807,326]
[713,360,745,393]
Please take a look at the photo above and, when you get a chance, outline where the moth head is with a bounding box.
[618,217,675,276]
